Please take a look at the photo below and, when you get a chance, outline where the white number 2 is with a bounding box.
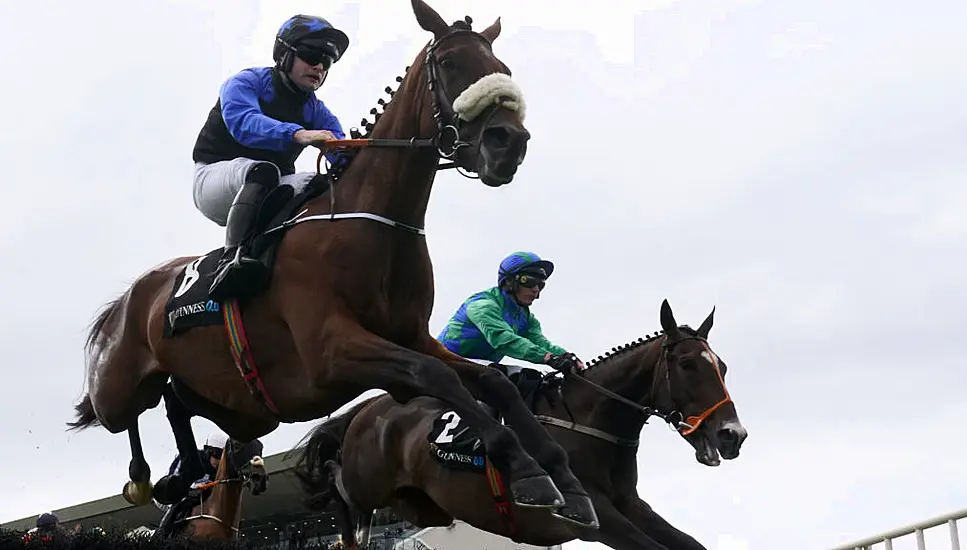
[434,411,462,444]
[173,258,203,298]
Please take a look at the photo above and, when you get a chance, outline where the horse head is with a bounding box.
[389,0,530,186]
[566,299,748,467]
[656,300,748,466]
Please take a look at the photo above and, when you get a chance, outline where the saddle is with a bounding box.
[162,173,335,338]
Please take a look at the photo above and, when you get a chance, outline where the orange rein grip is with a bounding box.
[320,139,372,151]
[315,139,372,172]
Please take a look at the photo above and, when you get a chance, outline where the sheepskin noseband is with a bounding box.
[452,73,526,123]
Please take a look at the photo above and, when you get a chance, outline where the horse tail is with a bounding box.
[288,397,376,509]
[67,295,123,431]
[66,394,99,431]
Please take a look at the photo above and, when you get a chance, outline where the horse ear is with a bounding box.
[659,299,682,341]
[697,306,715,338]
[481,17,501,43]
[411,0,450,39]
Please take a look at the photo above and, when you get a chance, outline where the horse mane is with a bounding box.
[328,14,479,182]
[324,68,407,182]
[583,325,701,372]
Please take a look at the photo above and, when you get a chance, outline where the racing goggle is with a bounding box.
[515,273,546,289]
[295,45,335,70]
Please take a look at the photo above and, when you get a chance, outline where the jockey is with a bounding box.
[166,430,229,488]
[192,14,352,300]
[437,252,586,381]
[153,429,230,506]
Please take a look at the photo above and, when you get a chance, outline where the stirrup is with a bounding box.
[208,246,269,300]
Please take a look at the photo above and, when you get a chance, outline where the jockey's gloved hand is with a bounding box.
[547,352,581,374]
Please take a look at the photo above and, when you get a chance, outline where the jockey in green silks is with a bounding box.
[437,251,586,380]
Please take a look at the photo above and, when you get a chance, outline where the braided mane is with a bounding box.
[583,325,700,372]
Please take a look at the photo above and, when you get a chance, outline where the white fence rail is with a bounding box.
[829,507,966,550]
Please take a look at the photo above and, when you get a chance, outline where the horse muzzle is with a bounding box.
[476,120,530,187]
[715,421,748,460]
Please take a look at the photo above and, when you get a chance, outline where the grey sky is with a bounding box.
[1,0,964,549]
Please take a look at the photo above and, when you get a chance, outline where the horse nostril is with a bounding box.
[717,428,737,445]
[482,126,512,150]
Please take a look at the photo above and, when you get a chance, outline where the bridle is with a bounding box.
[535,335,733,447]
[422,26,493,165]
[275,24,512,238]
[311,25,493,166]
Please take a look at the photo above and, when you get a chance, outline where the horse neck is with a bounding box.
[203,452,244,535]
[314,54,441,228]
[557,337,670,443]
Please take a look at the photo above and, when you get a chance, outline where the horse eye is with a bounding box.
[440,56,457,70]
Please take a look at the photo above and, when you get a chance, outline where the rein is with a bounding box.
[535,335,731,447]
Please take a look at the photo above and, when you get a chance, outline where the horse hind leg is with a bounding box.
[80,288,170,504]
[122,421,155,505]
[163,383,206,479]
[148,382,206,505]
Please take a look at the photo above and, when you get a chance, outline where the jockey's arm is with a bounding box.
[465,300,553,365]
[521,314,569,358]
[219,69,307,151]
[310,99,348,168]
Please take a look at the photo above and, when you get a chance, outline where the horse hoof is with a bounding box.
[122,480,154,506]
[551,492,600,530]
[509,475,564,509]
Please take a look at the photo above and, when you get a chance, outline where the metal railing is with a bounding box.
[829,507,966,550]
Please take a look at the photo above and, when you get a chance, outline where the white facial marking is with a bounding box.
[701,350,719,367]
[452,72,526,122]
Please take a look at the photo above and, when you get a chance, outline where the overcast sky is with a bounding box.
[1,0,965,549]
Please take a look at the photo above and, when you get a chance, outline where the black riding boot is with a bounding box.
[208,180,273,301]
[152,473,190,505]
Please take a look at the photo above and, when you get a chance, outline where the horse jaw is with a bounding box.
[693,433,721,467]
[685,424,722,467]
[687,418,747,466]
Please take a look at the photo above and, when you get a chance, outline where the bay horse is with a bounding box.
[154,438,267,541]
[67,0,599,530]
[290,300,747,550]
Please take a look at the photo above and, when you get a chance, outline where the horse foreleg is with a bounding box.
[580,492,671,550]
[122,421,154,505]
[354,509,373,550]
[324,460,361,549]
[421,340,598,530]
[311,327,564,512]
[620,497,708,550]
